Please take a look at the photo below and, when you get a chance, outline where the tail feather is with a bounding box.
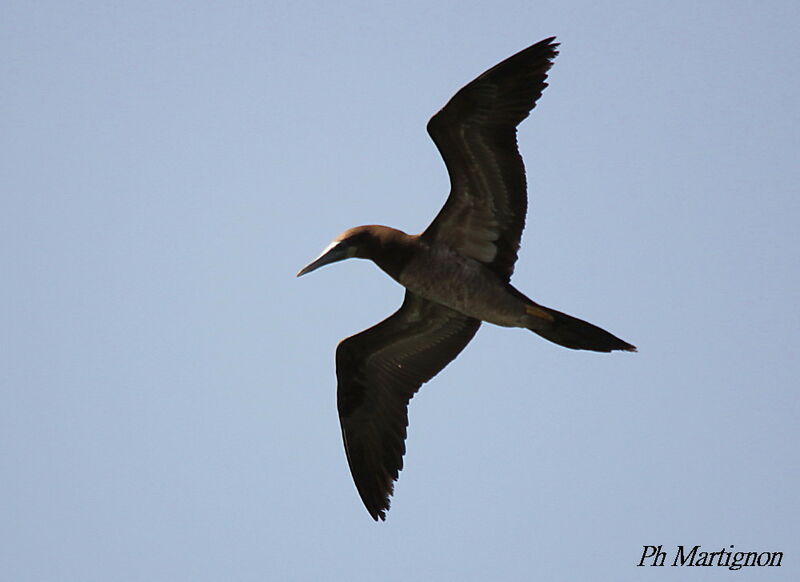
[525,303,636,353]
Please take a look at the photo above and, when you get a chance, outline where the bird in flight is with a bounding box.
[298,37,635,521]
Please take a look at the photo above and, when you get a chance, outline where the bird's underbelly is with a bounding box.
[397,252,527,327]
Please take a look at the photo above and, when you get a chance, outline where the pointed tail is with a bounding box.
[525,303,636,353]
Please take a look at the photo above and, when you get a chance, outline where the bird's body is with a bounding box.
[353,226,529,327]
[298,38,636,521]
[400,237,529,328]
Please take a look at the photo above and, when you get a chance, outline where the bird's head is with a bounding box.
[296,226,380,277]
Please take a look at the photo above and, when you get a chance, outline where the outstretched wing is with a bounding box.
[423,37,559,281]
[336,292,481,520]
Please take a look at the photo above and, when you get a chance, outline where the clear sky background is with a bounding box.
[2,1,798,581]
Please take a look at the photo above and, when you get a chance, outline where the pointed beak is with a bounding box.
[296,242,350,277]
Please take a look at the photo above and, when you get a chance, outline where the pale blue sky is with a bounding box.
[2,1,798,581]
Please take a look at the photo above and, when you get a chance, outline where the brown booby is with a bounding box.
[297,37,636,521]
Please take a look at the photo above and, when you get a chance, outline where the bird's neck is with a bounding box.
[360,226,418,282]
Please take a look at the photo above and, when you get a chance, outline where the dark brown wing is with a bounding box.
[336,291,481,520]
[422,37,559,281]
